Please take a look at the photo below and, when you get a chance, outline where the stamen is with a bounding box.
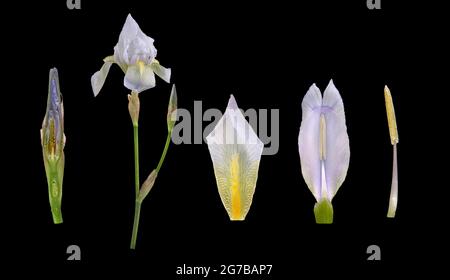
[320,114,327,161]
[384,86,399,145]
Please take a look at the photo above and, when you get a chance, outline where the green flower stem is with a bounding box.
[130,126,172,249]
[133,125,140,197]
[131,124,140,249]
[130,200,142,249]
[156,131,172,173]
[314,199,334,224]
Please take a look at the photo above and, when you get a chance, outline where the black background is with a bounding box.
[5,0,444,273]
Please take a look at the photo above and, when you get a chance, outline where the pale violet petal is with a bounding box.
[114,14,139,65]
[124,64,155,93]
[322,79,350,200]
[114,14,157,65]
[298,84,323,201]
[206,95,264,220]
[151,62,171,83]
[91,62,113,97]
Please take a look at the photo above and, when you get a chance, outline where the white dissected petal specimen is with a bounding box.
[206,95,264,220]
[298,80,350,223]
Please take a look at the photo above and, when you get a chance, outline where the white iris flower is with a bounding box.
[91,14,171,96]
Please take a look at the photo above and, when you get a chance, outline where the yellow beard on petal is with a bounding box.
[230,154,242,220]
[137,60,146,77]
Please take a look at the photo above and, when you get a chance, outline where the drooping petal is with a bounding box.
[298,84,323,201]
[206,95,264,220]
[151,60,171,83]
[91,61,113,97]
[322,80,350,200]
[124,64,155,93]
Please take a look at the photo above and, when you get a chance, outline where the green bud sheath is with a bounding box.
[128,91,140,127]
[314,199,333,224]
[167,84,178,132]
[44,155,64,224]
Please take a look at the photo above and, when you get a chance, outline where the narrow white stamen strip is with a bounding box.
[387,144,398,217]
[320,114,327,161]
[320,162,328,200]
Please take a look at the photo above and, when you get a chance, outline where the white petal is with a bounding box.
[150,61,171,83]
[124,64,156,93]
[298,84,323,201]
[322,79,350,199]
[206,95,264,220]
[114,14,157,65]
[91,62,113,97]
[114,15,137,65]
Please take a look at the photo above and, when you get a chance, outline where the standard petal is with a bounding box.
[151,61,171,83]
[124,64,156,93]
[91,62,113,97]
[114,14,157,65]
[114,14,140,65]
[298,84,323,201]
[206,95,264,220]
[123,14,140,38]
[322,79,350,200]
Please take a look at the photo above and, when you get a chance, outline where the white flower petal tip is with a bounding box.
[227,94,238,109]
[298,80,350,223]
[206,95,264,221]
